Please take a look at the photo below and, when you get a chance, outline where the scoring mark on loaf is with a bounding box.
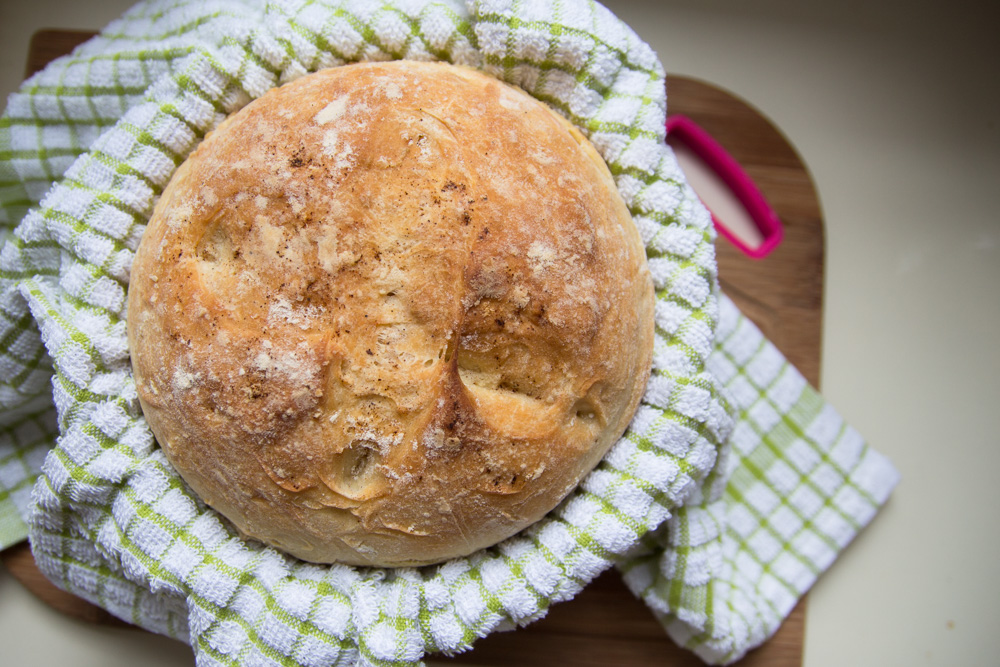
[456,344,546,402]
[196,219,237,265]
[331,439,383,499]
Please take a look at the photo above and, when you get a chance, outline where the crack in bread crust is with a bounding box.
[127,61,654,567]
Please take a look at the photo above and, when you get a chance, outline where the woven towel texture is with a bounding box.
[0,1,898,666]
[620,296,897,663]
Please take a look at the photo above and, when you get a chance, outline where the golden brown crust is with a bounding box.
[127,61,654,566]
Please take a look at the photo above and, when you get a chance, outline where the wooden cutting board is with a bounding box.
[2,29,824,666]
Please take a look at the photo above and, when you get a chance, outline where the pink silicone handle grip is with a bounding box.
[665,115,783,259]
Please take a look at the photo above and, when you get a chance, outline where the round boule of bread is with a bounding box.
[127,61,654,567]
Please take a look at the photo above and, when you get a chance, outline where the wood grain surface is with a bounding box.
[3,29,825,667]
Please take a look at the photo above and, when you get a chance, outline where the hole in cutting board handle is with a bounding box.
[666,115,783,259]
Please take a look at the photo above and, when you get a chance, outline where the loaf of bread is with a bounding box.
[127,61,654,567]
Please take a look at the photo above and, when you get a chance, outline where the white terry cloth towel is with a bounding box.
[0,1,899,665]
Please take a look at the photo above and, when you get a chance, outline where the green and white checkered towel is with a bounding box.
[0,0,898,665]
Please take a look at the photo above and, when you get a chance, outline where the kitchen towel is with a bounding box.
[0,1,898,665]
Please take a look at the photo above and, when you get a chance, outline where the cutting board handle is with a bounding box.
[667,114,784,259]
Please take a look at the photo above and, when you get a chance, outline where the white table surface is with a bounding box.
[2,0,998,665]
